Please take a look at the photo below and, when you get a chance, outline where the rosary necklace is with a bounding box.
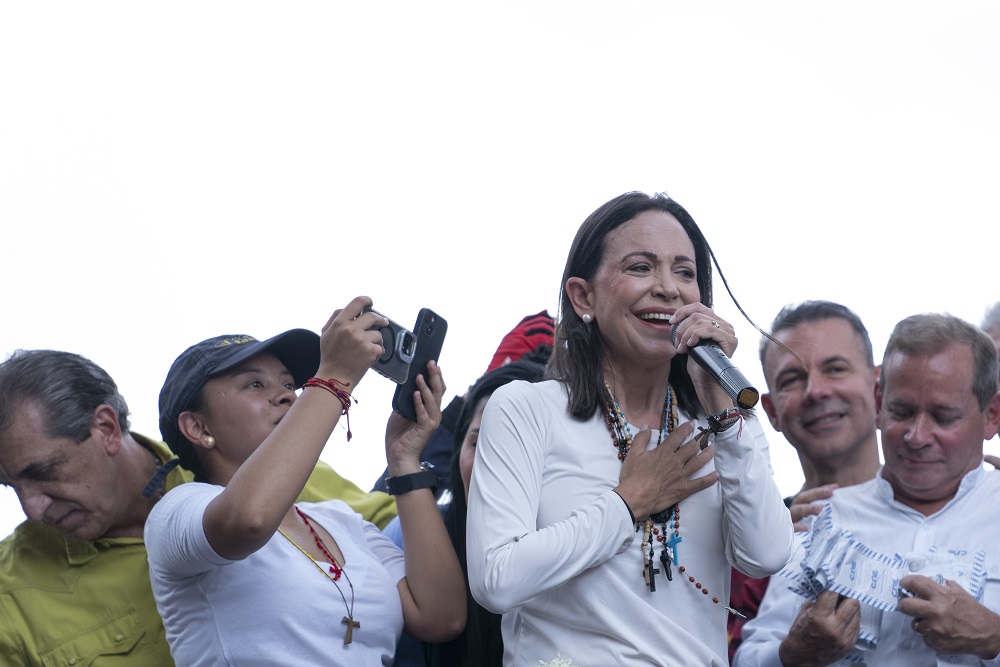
[603,384,740,615]
[604,384,677,592]
[279,506,360,644]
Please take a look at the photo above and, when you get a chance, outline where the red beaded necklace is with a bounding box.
[603,385,739,614]
[296,506,343,579]
[278,506,360,644]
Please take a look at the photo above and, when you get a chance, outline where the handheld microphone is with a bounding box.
[670,323,759,409]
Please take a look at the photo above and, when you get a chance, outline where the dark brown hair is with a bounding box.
[547,191,714,420]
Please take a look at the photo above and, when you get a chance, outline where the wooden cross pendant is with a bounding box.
[644,561,660,592]
[342,616,360,645]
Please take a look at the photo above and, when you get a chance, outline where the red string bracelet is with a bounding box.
[302,377,357,441]
[707,407,744,436]
[695,408,745,450]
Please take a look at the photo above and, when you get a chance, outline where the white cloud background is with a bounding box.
[2,2,999,537]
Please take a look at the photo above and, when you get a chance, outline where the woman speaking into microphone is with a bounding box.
[466,191,793,666]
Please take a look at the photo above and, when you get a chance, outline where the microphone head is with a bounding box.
[736,386,760,410]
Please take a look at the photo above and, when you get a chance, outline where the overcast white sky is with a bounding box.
[2,2,999,538]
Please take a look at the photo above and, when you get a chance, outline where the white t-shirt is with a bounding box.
[146,483,406,666]
[467,379,793,667]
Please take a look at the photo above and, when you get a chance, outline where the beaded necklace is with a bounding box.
[279,506,360,644]
[603,384,740,615]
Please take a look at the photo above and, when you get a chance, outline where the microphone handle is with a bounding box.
[688,344,760,410]
[713,365,760,410]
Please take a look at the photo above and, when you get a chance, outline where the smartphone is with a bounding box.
[363,307,416,384]
[392,308,448,422]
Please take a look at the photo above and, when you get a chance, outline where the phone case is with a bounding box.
[363,307,416,384]
[392,308,448,421]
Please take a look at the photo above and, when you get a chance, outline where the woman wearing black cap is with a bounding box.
[145,297,465,666]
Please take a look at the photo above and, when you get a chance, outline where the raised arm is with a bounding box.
[389,361,467,642]
[203,297,385,560]
[715,417,795,577]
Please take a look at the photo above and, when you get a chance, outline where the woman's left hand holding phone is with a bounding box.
[384,360,445,476]
[384,361,466,642]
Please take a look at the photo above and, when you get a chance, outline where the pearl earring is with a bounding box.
[582,313,593,324]
[204,436,216,448]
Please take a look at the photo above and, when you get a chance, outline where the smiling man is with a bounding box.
[760,301,881,498]
[0,345,396,666]
[727,301,882,660]
[735,313,1000,666]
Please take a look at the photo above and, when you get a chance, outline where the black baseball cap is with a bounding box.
[158,329,320,459]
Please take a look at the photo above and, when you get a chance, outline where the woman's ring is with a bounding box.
[711,319,720,329]
[911,618,925,635]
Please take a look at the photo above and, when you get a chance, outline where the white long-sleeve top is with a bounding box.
[733,468,1000,667]
[467,379,793,666]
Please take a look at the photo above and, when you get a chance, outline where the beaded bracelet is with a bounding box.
[707,407,743,434]
[302,377,357,441]
[695,408,745,450]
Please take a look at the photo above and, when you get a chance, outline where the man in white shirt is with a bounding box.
[728,300,883,660]
[759,301,882,514]
[734,312,1000,666]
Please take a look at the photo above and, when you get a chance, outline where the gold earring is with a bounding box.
[204,436,216,448]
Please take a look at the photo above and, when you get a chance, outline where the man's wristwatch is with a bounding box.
[384,462,436,496]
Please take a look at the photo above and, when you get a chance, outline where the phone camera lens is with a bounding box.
[401,331,416,357]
